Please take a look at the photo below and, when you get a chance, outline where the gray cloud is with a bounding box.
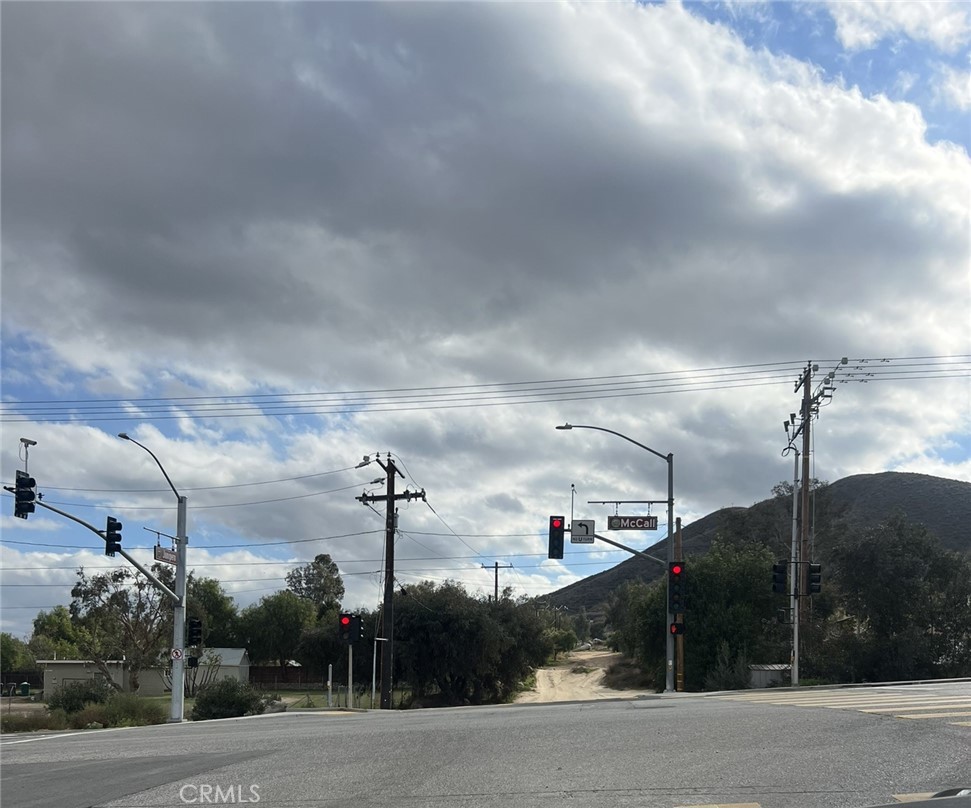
[1,2,968,637]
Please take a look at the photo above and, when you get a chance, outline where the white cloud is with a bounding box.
[934,64,971,110]
[826,0,971,53]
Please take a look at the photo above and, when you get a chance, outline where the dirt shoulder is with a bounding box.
[515,649,655,704]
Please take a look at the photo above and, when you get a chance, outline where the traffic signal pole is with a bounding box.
[674,518,684,692]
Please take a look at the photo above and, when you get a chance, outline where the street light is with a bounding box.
[118,432,188,722]
[555,422,676,693]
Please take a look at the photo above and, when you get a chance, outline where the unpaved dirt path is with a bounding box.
[515,649,655,703]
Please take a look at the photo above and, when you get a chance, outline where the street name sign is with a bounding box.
[154,546,178,565]
[608,515,658,531]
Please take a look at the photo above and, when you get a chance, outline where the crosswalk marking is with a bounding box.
[675,804,761,807]
[896,711,971,719]
[861,702,971,713]
[713,687,971,726]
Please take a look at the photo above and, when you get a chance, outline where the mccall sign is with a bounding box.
[607,515,658,531]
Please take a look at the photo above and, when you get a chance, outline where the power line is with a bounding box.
[0,360,850,423]
[35,465,360,493]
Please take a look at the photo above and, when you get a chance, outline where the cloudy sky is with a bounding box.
[2,1,969,640]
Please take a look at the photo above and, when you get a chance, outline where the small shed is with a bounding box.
[748,663,791,688]
[203,648,251,683]
[38,649,251,698]
[38,659,129,697]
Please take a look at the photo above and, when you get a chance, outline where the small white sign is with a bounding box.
[171,648,184,661]
[571,519,595,544]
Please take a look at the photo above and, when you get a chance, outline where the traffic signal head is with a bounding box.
[14,470,36,519]
[772,561,788,594]
[338,613,362,644]
[339,613,362,644]
[548,515,565,560]
[186,618,203,646]
[808,563,822,594]
[668,560,686,613]
[670,622,685,636]
[105,516,123,557]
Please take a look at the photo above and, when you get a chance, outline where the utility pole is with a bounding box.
[783,357,848,662]
[482,562,512,602]
[356,455,425,709]
[796,362,813,612]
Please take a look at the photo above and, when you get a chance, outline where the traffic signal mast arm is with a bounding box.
[591,531,666,567]
[7,491,179,605]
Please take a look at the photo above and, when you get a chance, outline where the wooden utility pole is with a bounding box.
[357,456,425,709]
[482,562,513,602]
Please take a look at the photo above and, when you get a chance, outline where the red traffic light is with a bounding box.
[340,615,351,626]
[670,622,685,635]
[551,518,562,528]
[671,563,683,576]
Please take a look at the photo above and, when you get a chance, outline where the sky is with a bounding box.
[2,0,969,641]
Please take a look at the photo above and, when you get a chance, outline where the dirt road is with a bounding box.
[515,649,655,703]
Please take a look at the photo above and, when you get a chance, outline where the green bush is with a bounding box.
[0,710,69,733]
[102,693,166,727]
[47,679,114,714]
[703,642,751,691]
[190,678,267,721]
[61,695,166,730]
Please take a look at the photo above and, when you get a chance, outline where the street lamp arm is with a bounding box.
[117,433,181,500]
[556,423,669,462]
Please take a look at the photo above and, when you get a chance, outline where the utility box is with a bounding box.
[748,664,790,688]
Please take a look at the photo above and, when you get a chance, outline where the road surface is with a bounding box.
[2,681,968,808]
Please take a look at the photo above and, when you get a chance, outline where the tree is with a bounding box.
[607,540,784,691]
[69,565,173,692]
[393,581,548,705]
[29,605,81,661]
[239,591,316,676]
[187,577,240,648]
[826,514,971,681]
[286,554,344,615]
[1,633,31,673]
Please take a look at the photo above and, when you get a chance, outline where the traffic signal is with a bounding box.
[670,622,685,636]
[104,516,123,556]
[668,561,686,613]
[186,618,203,646]
[548,515,565,559]
[772,561,788,594]
[338,613,361,644]
[187,656,199,669]
[808,563,822,594]
[14,470,36,519]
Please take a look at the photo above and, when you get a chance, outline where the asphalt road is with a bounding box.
[1,682,969,808]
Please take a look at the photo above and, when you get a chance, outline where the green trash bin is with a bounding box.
[19,682,29,697]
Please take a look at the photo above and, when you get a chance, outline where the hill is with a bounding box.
[544,471,970,614]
